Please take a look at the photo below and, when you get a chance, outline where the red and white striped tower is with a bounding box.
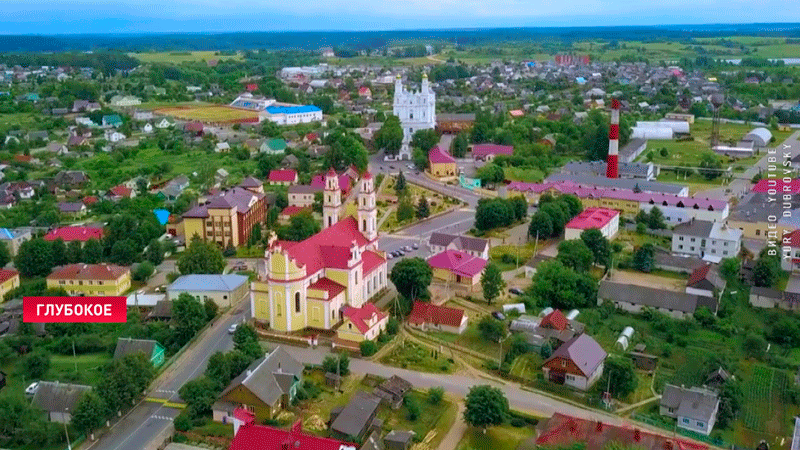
[606,98,621,179]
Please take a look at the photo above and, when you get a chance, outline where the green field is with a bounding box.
[380,341,455,374]
[504,167,545,183]
[456,424,537,450]
[1,352,110,402]
[509,353,542,382]
[129,51,242,64]
[742,365,789,435]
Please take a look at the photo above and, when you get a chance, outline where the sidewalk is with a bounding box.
[439,402,467,450]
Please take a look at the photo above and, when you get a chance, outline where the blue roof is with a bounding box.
[153,209,170,226]
[265,105,321,115]
[103,114,122,123]
[168,274,248,292]
[0,228,14,240]
[576,77,587,84]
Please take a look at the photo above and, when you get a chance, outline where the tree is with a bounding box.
[132,261,154,282]
[110,239,137,265]
[322,353,350,376]
[580,229,611,267]
[481,263,505,305]
[390,258,433,300]
[411,129,439,153]
[632,244,655,273]
[374,115,404,155]
[0,239,10,267]
[22,351,50,379]
[476,163,505,187]
[145,239,163,265]
[359,340,378,356]
[716,381,743,429]
[248,223,262,247]
[277,210,321,242]
[511,196,528,221]
[232,323,261,360]
[464,385,508,431]
[204,298,219,320]
[742,334,766,360]
[529,260,596,310]
[83,238,103,264]
[720,258,741,282]
[475,198,514,231]
[559,195,583,218]
[539,203,567,236]
[428,387,444,405]
[753,252,781,287]
[396,195,415,222]
[478,316,506,342]
[395,171,407,194]
[647,206,667,230]
[416,196,430,219]
[769,316,800,347]
[693,306,716,327]
[179,376,218,418]
[556,240,594,273]
[178,235,225,274]
[205,351,232,389]
[404,395,421,421]
[15,238,54,277]
[172,293,207,345]
[698,152,722,180]
[597,358,638,399]
[66,240,83,264]
[450,132,469,158]
[71,391,107,435]
[50,238,68,267]
[528,211,553,239]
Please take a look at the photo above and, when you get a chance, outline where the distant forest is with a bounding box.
[1,23,800,53]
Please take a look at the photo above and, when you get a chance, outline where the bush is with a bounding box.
[174,414,192,432]
[428,387,444,405]
[22,351,50,379]
[132,262,154,282]
[404,395,421,421]
[510,417,526,427]
[360,340,378,357]
[386,317,399,335]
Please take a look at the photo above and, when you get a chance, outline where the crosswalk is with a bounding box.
[153,389,177,395]
[151,415,173,421]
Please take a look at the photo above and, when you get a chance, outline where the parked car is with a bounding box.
[403,245,411,252]
[227,323,238,334]
[491,312,506,321]
[387,253,394,260]
[509,287,523,295]
[412,243,419,249]
[25,382,39,396]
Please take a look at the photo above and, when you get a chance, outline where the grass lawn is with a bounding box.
[235,246,264,258]
[129,51,242,63]
[509,353,543,382]
[1,352,110,401]
[613,229,671,250]
[430,323,501,358]
[456,424,537,450]
[504,167,545,183]
[377,391,457,445]
[379,176,458,231]
[153,105,259,123]
[490,243,538,272]
[191,420,234,438]
[380,341,455,374]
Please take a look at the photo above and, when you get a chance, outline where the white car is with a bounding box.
[228,323,238,334]
[25,381,39,396]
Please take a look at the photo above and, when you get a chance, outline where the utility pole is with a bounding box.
[64,407,72,450]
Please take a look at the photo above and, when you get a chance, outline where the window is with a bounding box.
[696,421,704,427]
[690,238,696,242]
[756,229,761,236]
[679,236,684,241]
[295,292,301,313]
[723,251,728,255]
[678,245,683,249]
[561,360,566,367]
[682,418,690,424]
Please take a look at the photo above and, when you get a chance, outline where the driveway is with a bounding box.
[787,274,800,294]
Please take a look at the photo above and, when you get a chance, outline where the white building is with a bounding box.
[260,105,323,125]
[104,130,126,143]
[672,220,742,260]
[393,74,436,159]
[564,207,619,241]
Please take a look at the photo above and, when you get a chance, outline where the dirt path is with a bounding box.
[438,402,467,450]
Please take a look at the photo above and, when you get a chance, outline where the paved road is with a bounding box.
[87,302,249,450]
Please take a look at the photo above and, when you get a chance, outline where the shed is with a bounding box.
[743,127,772,147]
[628,351,659,372]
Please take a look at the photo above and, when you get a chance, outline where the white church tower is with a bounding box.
[357,171,378,244]
[323,168,341,229]
[393,73,436,160]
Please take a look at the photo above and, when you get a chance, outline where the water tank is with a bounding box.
[566,309,580,320]
[622,326,635,339]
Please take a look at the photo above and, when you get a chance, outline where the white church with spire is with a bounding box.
[393,73,436,160]
[251,168,387,334]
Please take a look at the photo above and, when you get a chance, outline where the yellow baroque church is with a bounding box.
[251,168,388,332]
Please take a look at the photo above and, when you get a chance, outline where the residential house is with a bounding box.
[672,220,742,261]
[427,249,488,291]
[373,375,412,409]
[782,229,800,272]
[659,385,720,436]
[216,347,304,423]
[0,269,20,300]
[102,114,123,128]
[597,280,718,319]
[541,334,606,391]
[564,207,620,241]
[107,185,135,201]
[260,138,287,154]
[428,232,490,259]
[228,410,354,450]
[239,176,264,194]
[338,303,389,343]
[288,185,321,208]
[113,338,166,367]
[67,135,89,148]
[215,142,231,153]
[185,121,204,136]
[109,95,141,107]
[142,123,153,134]
[407,301,468,334]
[686,264,726,299]
[167,274,249,308]
[472,144,513,162]
[45,141,68,154]
[749,287,800,312]
[0,227,31,255]
[268,169,298,186]
[155,118,174,129]
[133,110,154,121]
[158,175,189,202]
[46,264,131,296]
[31,381,91,423]
[57,202,87,218]
[330,391,382,440]
[44,226,103,244]
[53,170,89,189]
[27,130,49,142]
[428,146,456,178]
[104,129,126,143]
[384,431,415,450]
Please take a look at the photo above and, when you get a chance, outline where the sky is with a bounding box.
[0,0,799,34]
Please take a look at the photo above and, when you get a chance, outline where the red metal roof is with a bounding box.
[408,301,465,328]
[537,413,708,450]
[472,144,514,158]
[362,250,385,275]
[82,196,98,205]
[342,303,387,334]
[565,207,619,230]
[540,309,568,331]
[185,121,204,132]
[44,226,103,242]
[687,264,711,287]
[109,185,132,198]
[307,277,346,300]
[229,415,351,450]
[268,169,297,183]
[47,264,129,281]
[428,146,456,164]
[0,269,19,284]
[427,249,488,277]
[245,83,258,92]
[784,229,800,248]
[273,216,369,275]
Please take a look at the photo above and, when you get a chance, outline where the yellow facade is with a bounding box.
[0,273,20,301]
[430,162,456,178]
[183,217,204,242]
[338,319,367,343]
[181,207,240,247]
[727,219,795,241]
[47,272,131,296]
